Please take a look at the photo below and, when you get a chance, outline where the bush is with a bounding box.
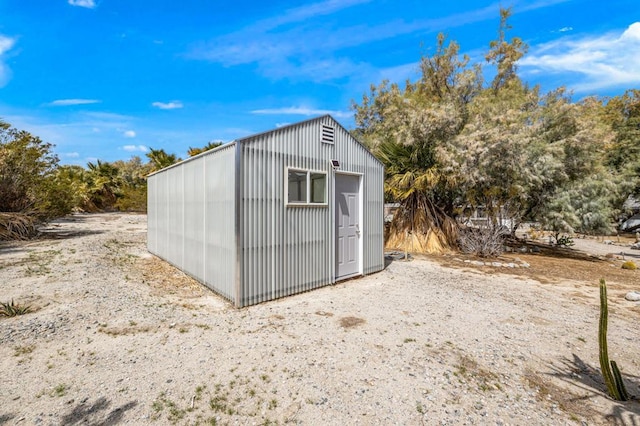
[458,225,507,257]
[621,261,637,270]
[554,234,575,247]
[0,299,32,317]
[115,184,147,212]
[0,125,67,219]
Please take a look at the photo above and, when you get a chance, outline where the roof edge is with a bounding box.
[146,140,237,178]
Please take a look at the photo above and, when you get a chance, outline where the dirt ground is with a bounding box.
[1,213,639,425]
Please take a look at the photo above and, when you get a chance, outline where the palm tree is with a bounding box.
[85,160,122,210]
[146,148,180,172]
[377,139,459,254]
[187,141,223,157]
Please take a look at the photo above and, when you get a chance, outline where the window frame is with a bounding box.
[285,167,328,207]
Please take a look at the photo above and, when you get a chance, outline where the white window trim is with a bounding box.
[285,167,328,207]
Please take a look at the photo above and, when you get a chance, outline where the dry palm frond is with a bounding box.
[0,212,38,241]
[385,191,459,254]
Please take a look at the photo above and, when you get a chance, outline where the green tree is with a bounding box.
[442,80,538,229]
[0,120,71,219]
[112,156,150,212]
[352,34,480,252]
[187,141,223,157]
[146,148,180,171]
[604,89,640,195]
[85,160,123,211]
[353,7,626,254]
[533,96,622,236]
[485,7,527,92]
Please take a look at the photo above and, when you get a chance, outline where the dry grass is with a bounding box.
[455,354,501,392]
[139,257,204,298]
[523,370,600,421]
[98,325,153,336]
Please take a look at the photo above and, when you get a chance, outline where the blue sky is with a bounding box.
[0,0,638,164]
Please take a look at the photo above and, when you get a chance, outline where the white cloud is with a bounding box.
[521,22,640,92]
[152,101,183,110]
[558,26,573,32]
[122,145,148,152]
[188,0,569,82]
[0,36,15,54]
[256,0,372,32]
[62,152,80,158]
[123,130,136,138]
[0,35,16,88]
[68,0,96,9]
[621,22,640,41]
[48,99,101,106]
[251,106,351,119]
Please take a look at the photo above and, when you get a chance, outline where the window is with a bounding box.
[287,168,327,205]
[310,172,326,203]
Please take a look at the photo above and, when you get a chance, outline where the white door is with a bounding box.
[335,174,360,279]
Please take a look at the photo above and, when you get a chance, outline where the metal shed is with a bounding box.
[147,115,385,307]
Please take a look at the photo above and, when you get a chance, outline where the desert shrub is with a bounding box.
[0,121,77,239]
[0,299,32,317]
[526,227,544,241]
[115,184,147,212]
[554,234,575,247]
[458,225,507,257]
[621,261,637,270]
[0,123,72,219]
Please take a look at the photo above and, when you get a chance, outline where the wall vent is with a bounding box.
[321,125,335,144]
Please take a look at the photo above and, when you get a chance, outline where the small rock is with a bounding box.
[625,291,640,302]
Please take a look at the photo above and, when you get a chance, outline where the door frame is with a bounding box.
[333,171,364,281]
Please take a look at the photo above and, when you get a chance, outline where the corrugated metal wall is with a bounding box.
[147,143,237,302]
[148,116,383,308]
[237,116,384,307]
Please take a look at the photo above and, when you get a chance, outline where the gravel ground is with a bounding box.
[1,213,639,425]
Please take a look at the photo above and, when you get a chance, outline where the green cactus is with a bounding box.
[598,278,629,401]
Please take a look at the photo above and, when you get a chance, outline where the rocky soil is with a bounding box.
[1,213,639,425]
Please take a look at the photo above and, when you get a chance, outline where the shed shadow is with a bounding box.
[384,251,412,268]
[60,397,137,426]
[38,229,105,240]
[549,353,640,424]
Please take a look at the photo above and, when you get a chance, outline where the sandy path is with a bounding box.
[1,213,639,425]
